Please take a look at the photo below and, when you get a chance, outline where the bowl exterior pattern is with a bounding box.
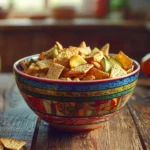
[14,67,139,131]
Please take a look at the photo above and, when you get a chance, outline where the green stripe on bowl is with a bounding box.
[20,86,135,102]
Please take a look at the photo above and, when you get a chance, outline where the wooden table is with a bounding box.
[0,73,150,150]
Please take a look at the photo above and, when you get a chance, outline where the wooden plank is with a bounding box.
[0,84,38,148]
[128,83,150,150]
[33,106,143,150]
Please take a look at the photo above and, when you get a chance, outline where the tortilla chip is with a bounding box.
[63,64,93,77]
[0,138,26,150]
[79,41,86,48]
[101,43,110,58]
[110,64,127,78]
[79,47,91,55]
[85,51,103,63]
[93,52,103,62]
[26,63,40,75]
[36,59,53,71]
[83,75,95,80]
[54,48,79,66]
[69,46,91,55]
[91,61,103,70]
[60,77,72,81]
[46,63,64,79]
[56,41,63,50]
[89,67,109,79]
[127,65,134,73]
[20,60,28,71]
[115,51,133,70]
[73,77,80,81]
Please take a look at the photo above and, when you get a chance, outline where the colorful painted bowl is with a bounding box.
[13,54,140,132]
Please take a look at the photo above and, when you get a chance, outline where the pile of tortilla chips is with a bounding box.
[0,138,26,150]
[20,41,134,81]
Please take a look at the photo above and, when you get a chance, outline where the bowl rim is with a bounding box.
[13,54,140,84]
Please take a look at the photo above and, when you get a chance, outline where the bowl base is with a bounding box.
[49,122,104,132]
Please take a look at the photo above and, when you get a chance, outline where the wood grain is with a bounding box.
[0,74,149,150]
[33,106,143,150]
[128,85,150,150]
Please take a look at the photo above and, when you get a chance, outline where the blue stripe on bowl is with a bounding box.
[15,73,139,92]
[20,86,135,102]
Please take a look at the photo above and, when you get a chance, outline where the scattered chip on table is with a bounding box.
[0,138,26,150]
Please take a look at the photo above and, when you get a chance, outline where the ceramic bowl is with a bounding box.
[13,54,140,132]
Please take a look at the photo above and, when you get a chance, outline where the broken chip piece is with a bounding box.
[0,138,26,150]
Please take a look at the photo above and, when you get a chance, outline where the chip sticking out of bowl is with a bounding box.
[115,51,133,70]
[79,41,87,48]
[19,41,135,81]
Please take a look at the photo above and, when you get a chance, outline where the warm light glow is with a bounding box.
[13,0,44,12]
[49,0,82,8]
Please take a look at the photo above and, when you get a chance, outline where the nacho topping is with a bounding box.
[20,41,134,81]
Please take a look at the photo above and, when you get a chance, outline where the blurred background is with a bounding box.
[0,0,150,72]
